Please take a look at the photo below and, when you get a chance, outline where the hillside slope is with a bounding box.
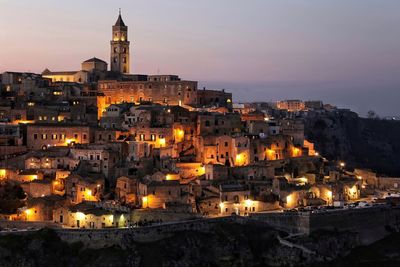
[305,111,400,176]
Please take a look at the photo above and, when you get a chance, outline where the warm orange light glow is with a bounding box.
[14,120,34,124]
[76,212,85,221]
[298,177,308,185]
[174,129,185,142]
[286,194,294,207]
[266,149,275,160]
[0,169,6,178]
[235,154,246,166]
[198,166,206,176]
[292,147,302,157]
[326,190,333,201]
[165,174,179,181]
[158,138,166,148]
[244,199,253,207]
[142,196,148,208]
[65,139,75,145]
[348,185,358,196]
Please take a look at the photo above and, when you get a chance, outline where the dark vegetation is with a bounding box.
[329,233,400,267]
[0,229,132,267]
[0,182,25,214]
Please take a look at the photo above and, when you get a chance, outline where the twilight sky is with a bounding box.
[1,0,400,116]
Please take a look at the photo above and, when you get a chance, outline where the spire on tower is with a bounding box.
[115,9,126,27]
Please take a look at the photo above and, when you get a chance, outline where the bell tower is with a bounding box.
[110,10,130,74]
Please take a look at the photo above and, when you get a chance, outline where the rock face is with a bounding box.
[305,110,400,176]
[0,223,364,267]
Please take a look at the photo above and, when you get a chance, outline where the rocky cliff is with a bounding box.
[0,222,362,267]
[305,110,400,176]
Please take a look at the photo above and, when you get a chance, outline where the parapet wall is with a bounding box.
[309,206,400,244]
[54,216,244,248]
[249,212,310,234]
[250,205,400,242]
[0,220,60,229]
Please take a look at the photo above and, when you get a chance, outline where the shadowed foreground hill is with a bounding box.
[0,223,279,267]
[305,111,400,176]
[0,222,376,267]
[329,233,400,267]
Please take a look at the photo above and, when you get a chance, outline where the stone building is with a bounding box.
[97,75,198,114]
[279,118,305,146]
[42,57,108,84]
[24,195,66,222]
[26,123,93,150]
[115,176,138,205]
[196,112,241,136]
[197,89,232,109]
[21,180,54,198]
[65,174,105,204]
[53,202,128,229]
[218,184,270,216]
[276,100,306,112]
[138,180,192,209]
